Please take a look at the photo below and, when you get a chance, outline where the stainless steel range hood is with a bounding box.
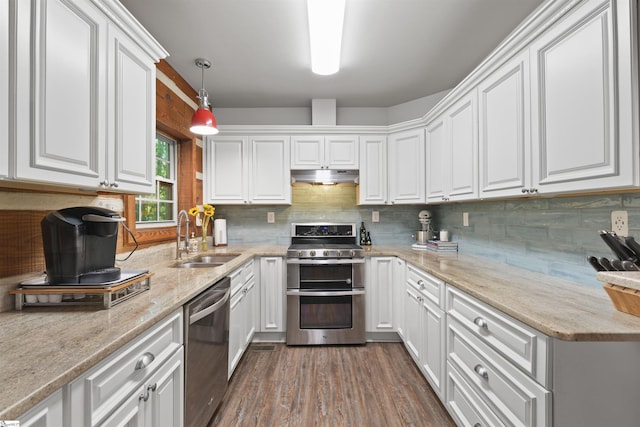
[290,169,359,185]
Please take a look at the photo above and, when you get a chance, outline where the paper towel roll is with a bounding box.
[214,219,227,246]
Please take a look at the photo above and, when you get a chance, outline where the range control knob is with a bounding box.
[310,250,316,257]
[323,250,328,257]
[350,250,356,257]
[336,251,342,257]
[297,251,303,257]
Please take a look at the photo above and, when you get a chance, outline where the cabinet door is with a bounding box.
[393,257,406,339]
[15,0,107,188]
[530,0,635,193]
[206,137,249,203]
[404,283,422,363]
[358,135,387,205]
[291,135,323,169]
[448,92,478,201]
[244,277,258,346]
[0,1,9,178]
[421,297,445,398]
[366,257,394,332]
[249,136,291,204]
[260,257,285,332]
[147,348,184,427]
[425,116,448,203]
[99,385,146,427]
[108,24,156,193]
[19,389,64,427]
[325,135,359,169]
[388,129,425,204]
[478,49,530,198]
[229,288,245,378]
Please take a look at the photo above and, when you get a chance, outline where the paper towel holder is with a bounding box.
[214,218,228,246]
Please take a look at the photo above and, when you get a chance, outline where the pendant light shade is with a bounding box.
[190,58,219,136]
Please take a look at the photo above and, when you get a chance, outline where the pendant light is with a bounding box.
[190,58,219,135]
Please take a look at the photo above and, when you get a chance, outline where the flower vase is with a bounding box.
[201,218,211,251]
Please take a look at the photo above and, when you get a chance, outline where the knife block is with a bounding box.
[603,283,640,317]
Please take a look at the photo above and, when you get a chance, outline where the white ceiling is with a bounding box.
[120,0,544,109]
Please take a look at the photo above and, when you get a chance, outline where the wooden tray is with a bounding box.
[10,272,153,310]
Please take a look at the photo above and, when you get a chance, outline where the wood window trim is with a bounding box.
[123,196,177,247]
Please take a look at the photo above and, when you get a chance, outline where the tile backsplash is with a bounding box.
[213,184,422,246]
[434,193,640,288]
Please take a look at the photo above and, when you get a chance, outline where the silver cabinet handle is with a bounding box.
[110,181,119,188]
[417,279,425,290]
[148,383,157,393]
[474,364,489,380]
[473,317,488,330]
[474,423,482,427]
[135,352,155,370]
[521,188,529,194]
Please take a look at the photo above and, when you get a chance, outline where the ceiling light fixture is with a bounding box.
[307,0,346,75]
[190,58,219,135]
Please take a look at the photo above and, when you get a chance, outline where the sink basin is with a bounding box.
[173,254,241,268]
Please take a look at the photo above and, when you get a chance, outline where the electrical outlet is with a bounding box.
[267,212,275,223]
[463,212,469,227]
[372,211,380,222]
[611,210,628,236]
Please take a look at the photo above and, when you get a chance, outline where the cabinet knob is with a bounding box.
[530,188,538,194]
[99,180,109,188]
[110,182,119,188]
[147,383,157,393]
[474,364,489,380]
[474,423,482,427]
[139,390,150,402]
[473,317,488,330]
[135,352,155,370]
[418,279,425,290]
[521,188,529,194]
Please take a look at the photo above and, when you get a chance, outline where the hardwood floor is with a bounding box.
[211,343,456,426]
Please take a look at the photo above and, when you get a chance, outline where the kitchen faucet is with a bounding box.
[176,210,190,260]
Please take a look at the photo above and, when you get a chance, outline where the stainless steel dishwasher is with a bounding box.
[184,276,230,427]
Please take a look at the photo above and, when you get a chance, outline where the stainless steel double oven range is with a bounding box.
[286,223,365,345]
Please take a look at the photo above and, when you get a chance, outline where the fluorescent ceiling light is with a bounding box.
[307,0,345,75]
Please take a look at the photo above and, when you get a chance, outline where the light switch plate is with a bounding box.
[372,211,380,222]
[463,212,469,227]
[267,212,275,223]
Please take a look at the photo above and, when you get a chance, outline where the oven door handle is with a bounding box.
[189,289,230,325]
[286,258,365,265]
[286,289,365,297]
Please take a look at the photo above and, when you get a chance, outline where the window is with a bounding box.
[135,133,177,226]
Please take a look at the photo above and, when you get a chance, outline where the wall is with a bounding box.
[213,184,422,246]
[434,192,640,289]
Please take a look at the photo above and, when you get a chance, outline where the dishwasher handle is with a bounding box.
[189,288,230,325]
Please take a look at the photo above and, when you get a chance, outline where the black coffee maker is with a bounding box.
[41,207,124,284]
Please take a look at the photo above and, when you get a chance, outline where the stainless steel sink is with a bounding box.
[173,254,241,268]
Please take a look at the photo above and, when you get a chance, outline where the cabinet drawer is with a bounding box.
[447,317,550,427]
[79,309,183,426]
[446,361,506,427]
[243,258,255,281]
[229,267,244,296]
[446,286,548,385]
[407,264,444,307]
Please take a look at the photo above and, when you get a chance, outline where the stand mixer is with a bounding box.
[416,210,434,245]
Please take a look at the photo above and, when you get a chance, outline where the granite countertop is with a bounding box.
[3,243,640,420]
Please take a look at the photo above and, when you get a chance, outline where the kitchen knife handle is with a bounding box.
[599,230,636,261]
[611,259,624,271]
[624,236,640,264]
[599,257,615,271]
[587,256,606,272]
[622,260,640,271]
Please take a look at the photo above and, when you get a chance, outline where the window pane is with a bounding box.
[135,199,141,222]
[158,202,174,221]
[156,159,170,179]
[140,202,157,222]
[158,182,173,200]
[156,138,170,161]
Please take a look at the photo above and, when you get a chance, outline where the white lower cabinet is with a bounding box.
[228,259,258,379]
[260,257,285,333]
[18,389,63,427]
[366,257,395,332]
[402,265,445,398]
[67,309,184,427]
[100,347,184,427]
[393,257,406,339]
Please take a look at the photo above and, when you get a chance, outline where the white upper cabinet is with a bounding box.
[15,0,107,189]
[358,135,388,205]
[388,128,426,204]
[206,135,291,204]
[529,0,637,194]
[291,135,358,169]
[478,49,531,199]
[9,0,165,193]
[1,1,10,179]
[426,91,478,203]
[107,24,157,193]
[250,136,291,204]
[205,136,249,203]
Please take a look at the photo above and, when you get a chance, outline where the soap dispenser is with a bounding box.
[188,232,199,254]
